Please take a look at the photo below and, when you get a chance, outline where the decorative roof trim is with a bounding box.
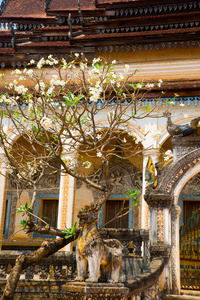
[98,40,200,53]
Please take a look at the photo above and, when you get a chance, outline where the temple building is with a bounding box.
[0,0,200,299]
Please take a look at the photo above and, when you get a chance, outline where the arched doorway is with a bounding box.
[178,173,200,290]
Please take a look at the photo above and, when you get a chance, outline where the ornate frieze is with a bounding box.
[115,2,200,18]
[98,40,200,54]
[85,158,142,200]
[171,136,200,161]
[99,21,200,35]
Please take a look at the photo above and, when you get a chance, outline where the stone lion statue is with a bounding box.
[75,203,123,283]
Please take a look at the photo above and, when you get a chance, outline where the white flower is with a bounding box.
[164,150,173,161]
[14,85,28,95]
[92,57,101,65]
[184,114,188,118]
[41,116,52,129]
[180,103,185,107]
[30,59,35,64]
[146,83,154,88]
[123,138,127,143]
[12,69,21,75]
[124,64,130,72]
[80,62,87,70]
[97,152,102,157]
[157,79,163,88]
[96,134,101,140]
[151,130,161,139]
[137,83,143,89]
[74,53,79,58]
[37,57,45,69]
[0,73,5,78]
[83,161,92,168]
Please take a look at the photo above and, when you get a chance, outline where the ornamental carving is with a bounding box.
[181,172,200,194]
[86,158,142,201]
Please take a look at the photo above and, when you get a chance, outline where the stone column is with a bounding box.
[170,204,181,294]
[145,194,172,293]
[0,154,7,250]
[57,155,75,251]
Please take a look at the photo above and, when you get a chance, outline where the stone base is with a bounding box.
[3,281,129,300]
[63,282,129,300]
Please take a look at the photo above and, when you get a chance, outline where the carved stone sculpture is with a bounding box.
[75,203,123,283]
[165,111,200,137]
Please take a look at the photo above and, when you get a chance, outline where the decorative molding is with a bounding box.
[157,209,164,244]
[99,21,200,35]
[98,40,200,54]
[144,194,173,208]
[150,245,171,259]
[115,2,200,18]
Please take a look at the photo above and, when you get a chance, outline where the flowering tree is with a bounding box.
[0,54,166,299]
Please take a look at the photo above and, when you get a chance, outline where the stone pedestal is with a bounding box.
[63,282,129,300]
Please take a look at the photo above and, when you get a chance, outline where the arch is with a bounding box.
[153,148,200,196]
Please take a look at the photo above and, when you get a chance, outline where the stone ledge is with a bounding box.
[125,257,164,297]
[0,281,129,300]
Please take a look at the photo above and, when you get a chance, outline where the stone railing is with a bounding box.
[0,229,150,299]
[0,251,76,282]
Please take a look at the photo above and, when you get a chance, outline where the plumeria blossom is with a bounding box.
[40,117,53,129]
[124,64,130,72]
[146,83,154,88]
[184,114,188,118]
[83,161,92,168]
[89,83,102,102]
[157,79,163,88]
[23,68,34,77]
[164,150,173,162]
[97,152,103,157]
[151,130,162,139]
[14,84,28,95]
[12,69,22,76]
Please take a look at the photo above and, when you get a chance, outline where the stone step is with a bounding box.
[181,290,200,297]
[163,295,200,300]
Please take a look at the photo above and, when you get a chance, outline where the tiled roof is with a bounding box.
[1,0,51,19]
[0,48,14,53]
[17,41,71,47]
[49,0,96,11]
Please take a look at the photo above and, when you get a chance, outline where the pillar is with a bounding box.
[57,154,75,251]
[145,194,173,293]
[0,154,8,250]
[170,204,181,294]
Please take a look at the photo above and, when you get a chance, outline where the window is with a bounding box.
[105,199,129,228]
[34,194,59,237]
[40,199,58,227]
[99,195,133,229]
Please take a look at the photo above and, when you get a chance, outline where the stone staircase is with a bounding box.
[162,290,200,300]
